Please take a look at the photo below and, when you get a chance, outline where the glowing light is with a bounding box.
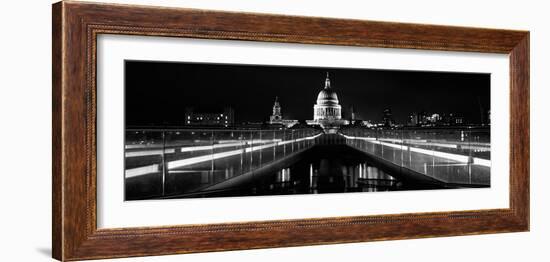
[168,148,243,169]
[344,135,491,167]
[409,146,469,162]
[167,133,321,170]
[125,164,159,178]
[125,148,175,158]
[179,139,282,153]
[474,158,491,167]
[309,164,313,188]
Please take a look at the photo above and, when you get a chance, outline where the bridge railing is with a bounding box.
[340,127,491,186]
[124,128,322,199]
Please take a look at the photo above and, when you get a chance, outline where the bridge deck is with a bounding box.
[125,132,491,200]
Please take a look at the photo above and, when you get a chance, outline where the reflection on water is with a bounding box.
[253,153,402,196]
[179,145,444,199]
[128,145,445,200]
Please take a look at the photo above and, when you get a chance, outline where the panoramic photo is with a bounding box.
[124,61,491,201]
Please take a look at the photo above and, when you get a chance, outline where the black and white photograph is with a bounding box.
[124,61,491,200]
[4,0,545,261]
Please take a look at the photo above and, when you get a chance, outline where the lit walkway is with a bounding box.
[125,133,321,178]
[124,131,491,200]
[341,134,490,185]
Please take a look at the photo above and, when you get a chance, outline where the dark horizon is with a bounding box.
[125,60,490,126]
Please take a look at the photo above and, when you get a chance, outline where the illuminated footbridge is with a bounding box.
[340,128,490,186]
[125,127,490,200]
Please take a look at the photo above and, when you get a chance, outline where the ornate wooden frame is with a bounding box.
[52,1,530,261]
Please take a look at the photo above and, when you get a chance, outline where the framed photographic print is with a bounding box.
[52,1,529,261]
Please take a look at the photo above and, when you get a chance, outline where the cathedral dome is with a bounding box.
[316,88,339,106]
[315,72,339,106]
[308,72,348,133]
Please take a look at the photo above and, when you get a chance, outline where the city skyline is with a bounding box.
[125,61,490,127]
[124,60,492,201]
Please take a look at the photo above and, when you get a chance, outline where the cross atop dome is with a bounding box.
[324,72,331,89]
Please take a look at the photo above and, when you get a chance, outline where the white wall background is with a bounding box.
[0,0,547,261]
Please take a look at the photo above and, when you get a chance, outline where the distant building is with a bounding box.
[270,96,282,123]
[480,109,491,126]
[306,73,348,133]
[349,105,356,123]
[409,112,419,126]
[454,116,464,125]
[361,120,374,128]
[409,111,454,126]
[443,113,464,126]
[184,107,234,127]
[427,113,441,123]
[383,108,394,127]
[419,112,428,125]
[268,96,299,128]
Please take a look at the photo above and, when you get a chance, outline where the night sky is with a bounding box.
[125,61,490,126]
